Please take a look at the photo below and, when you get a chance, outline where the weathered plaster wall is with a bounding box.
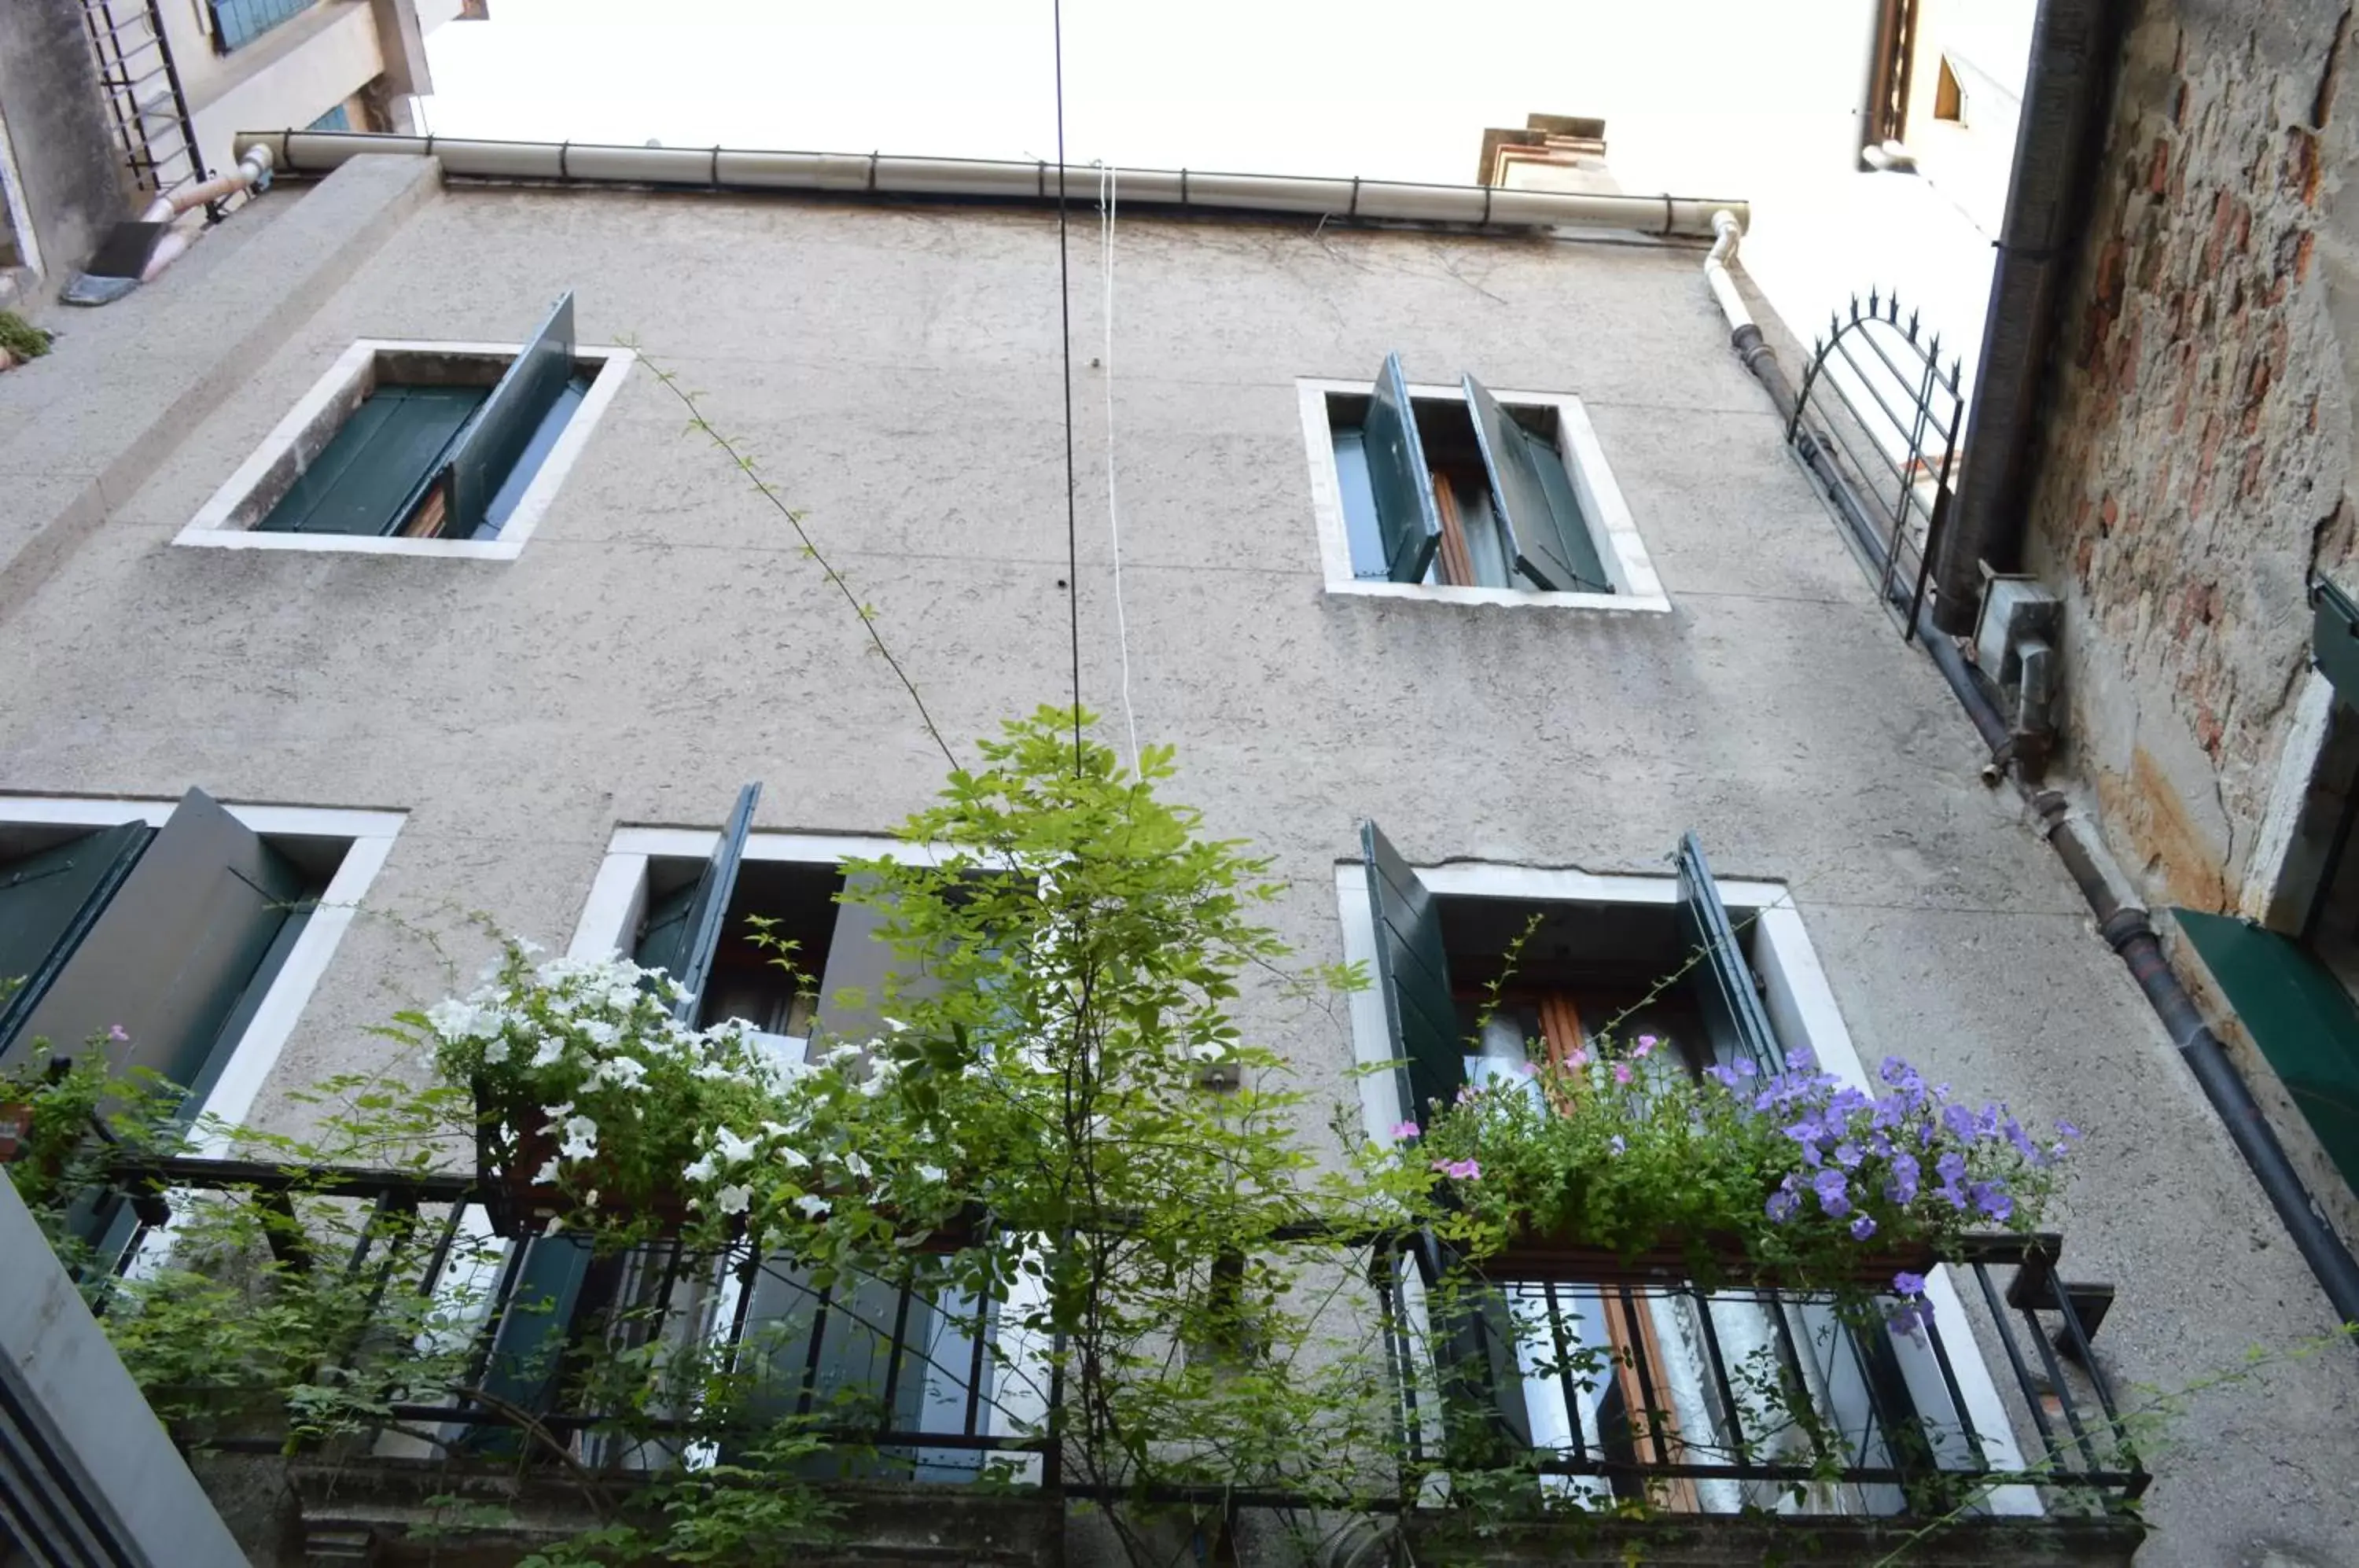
[0,0,135,293]
[1,164,2356,1562]
[2024,0,2359,912]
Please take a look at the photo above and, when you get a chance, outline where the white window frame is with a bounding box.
[1297,377,1669,613]
[1331,856,2037,1514]
[172,337,635,561]
[560,824,1053,1480]
[0,794,402,1139]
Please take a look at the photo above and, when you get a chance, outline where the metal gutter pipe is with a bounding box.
[1702,226,2359,1327]
[1927,0,2123,632]
[231,130,1749,240]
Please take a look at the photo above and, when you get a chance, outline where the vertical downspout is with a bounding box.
[1927,0,2124,632]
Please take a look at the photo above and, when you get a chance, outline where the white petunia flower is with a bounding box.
[560,1114,599,1160]
[793,1194,830,1220]
[712,1127,757,1165]
[841,1152,873,1180]
[481,1037,511,1066]
[915,1165,946,1184]
[684,1153,719,1184]
[531,1036,566,1069]
[777,1146,811,1169]
[822,1042,863,1067]
[715,1183,751,1215]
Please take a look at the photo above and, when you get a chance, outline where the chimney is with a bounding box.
[1475,115,1621,194]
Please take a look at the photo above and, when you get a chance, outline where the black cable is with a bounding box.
[1053,0,1084,776]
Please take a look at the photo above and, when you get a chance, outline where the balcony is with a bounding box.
[48,1152,2147,1567]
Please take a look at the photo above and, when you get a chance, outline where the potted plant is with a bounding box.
[410,944,796,1240]
[1411,1039,2076,1327]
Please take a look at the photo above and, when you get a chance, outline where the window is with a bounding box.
[450,799,1040,1482]
[1934,56,1968,124]
[175,293,632,560]
[0,791,398,1127]
[208,0,315,53]
[1300,356,1665,611]
[1336,828,2037,1515]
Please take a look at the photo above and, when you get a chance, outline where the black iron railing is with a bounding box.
[72,1156,2142,1516]
[80,1156,1051,1481]
[1789,290,1966,638]
[1378,1231,2145,1515]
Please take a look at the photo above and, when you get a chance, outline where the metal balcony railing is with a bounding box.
[1378,1231,2146,1515]
[64,1155,2144,1521]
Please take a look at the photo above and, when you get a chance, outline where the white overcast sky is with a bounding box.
[418,0,2004,377]
[420,0,1878,195]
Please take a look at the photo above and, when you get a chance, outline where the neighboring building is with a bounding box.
[2,120,2358,1564]
[1893,0,2359,1305]
[0,0,475,304]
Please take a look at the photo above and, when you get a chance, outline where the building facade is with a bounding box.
[0,0,472,306]
[2,127,2357,1564]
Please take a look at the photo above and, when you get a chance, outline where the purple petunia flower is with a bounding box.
[1834,1141,1864,1170]
[1609,1135,1627,1156]
[1813,1169,1852,1218]
[1850,1213,1878,1241]
[1973,1183,2014,1220]
[1887,1152,1920,1205]
[2055,1119,2081,1142]
[1767,1187,1801,1224]
[1430,1158,1481,1181]
[1634,1034,1658,1058]
[1389,1120,1421,1141]
[1735,1058,1757,1078]
[1892,1270,1927,1297]
[1936,1151,1967,1185]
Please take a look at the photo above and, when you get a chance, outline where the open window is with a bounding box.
[0,789,342,1105]
[1346,827,2021,1514]
[1304,356,1663,609]
[175,295,632,559]
[475,803,999,1478]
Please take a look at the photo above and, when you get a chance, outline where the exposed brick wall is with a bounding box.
[2024,0,2357,910]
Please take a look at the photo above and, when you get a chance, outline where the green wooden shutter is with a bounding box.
[633,782,762,1021]
[1463,375,1610,593]
[1360,821,1462,1124]
[470,1232,594,1437]
[3,790,304,1090]
[257,386,485,536]
[0,822,153,1058]
[1420,1235,1535,1467]
[2313,576,2359,709]
[1673,832,1783,1072]
[1363,353,1443,584]
[437,293,578,541]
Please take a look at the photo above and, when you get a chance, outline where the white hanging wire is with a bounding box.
[1099,160,1142,775]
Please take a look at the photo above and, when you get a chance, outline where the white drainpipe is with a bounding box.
[138,143,276,282]
[1701,208,1751,332]
[233,131,1749,241]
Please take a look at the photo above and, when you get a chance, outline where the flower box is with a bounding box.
[1474,1229,1939,1294]
[475,1090,700,1241]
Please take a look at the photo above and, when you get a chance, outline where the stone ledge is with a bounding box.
[191,1452,1065,1568]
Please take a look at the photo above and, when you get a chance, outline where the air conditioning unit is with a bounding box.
[1972,573,2062,745]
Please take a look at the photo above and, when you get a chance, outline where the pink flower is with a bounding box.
[1518,1060,1540,1077]
[1566,1047,1591,1069]
[1613,1062,1634,1086]
[1430,1158,1481,1181]
[1633,1035,1657,1058]
[1389,1120,1421,1141]
[106,1024,129,1043]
